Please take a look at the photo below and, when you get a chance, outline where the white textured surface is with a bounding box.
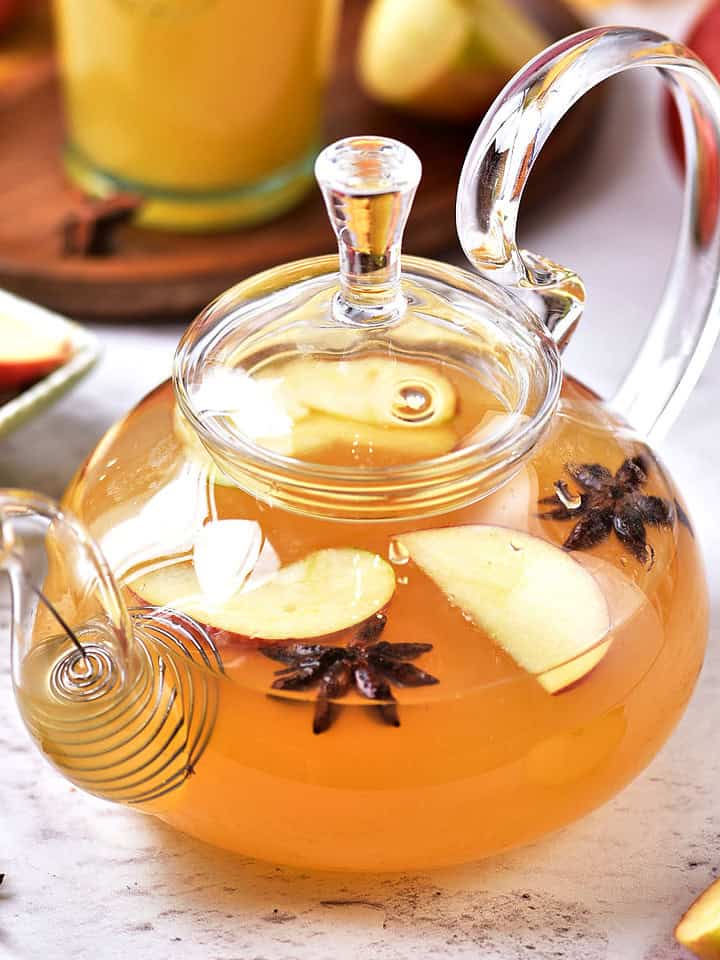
[1,3,719,958]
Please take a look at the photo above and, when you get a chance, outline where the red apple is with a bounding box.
[0,312,73,390]
[0,0,25,34]
[666,1,720,243]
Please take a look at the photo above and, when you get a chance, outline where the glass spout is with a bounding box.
[315,135,421,324]
[0,490,136,684]
[0,489,223,809]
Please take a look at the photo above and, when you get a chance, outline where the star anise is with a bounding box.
[260,614,438,734]
[538,455,674,566]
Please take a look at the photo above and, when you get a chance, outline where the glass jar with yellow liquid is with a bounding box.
[53,0,341,230]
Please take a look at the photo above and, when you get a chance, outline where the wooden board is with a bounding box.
[0,1,599,320]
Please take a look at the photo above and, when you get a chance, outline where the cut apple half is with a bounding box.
[394,525,611,693]
[273,356,456,428]
[676,878,720,959]
[0,311,73,389]
[129,547,396,641]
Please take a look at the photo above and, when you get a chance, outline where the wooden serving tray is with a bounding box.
[0,1,597,320]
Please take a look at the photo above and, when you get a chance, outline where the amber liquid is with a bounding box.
[53,0,339,228]
[52,371,707,871]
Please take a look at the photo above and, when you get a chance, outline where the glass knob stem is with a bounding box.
[315,136,421,324]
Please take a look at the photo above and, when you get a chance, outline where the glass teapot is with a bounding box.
[3,27,720,872]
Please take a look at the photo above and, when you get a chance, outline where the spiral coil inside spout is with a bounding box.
[20,606,224,807]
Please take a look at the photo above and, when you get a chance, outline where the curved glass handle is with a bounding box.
[457,26,720,440]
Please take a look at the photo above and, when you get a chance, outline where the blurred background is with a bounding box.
[0,0,713,499]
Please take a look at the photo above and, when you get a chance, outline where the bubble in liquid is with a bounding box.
[392,380,436,423]
[554,480,582,512]
[388,539,409,565]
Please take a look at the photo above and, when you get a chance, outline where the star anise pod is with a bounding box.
[260,614,438,734]
[539,455,674,565]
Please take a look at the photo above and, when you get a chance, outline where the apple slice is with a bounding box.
[175,406,458,475]
[274,357,456,428]
[257,413,457,460]
[0,312,72,389]
[394,525,610,693]
[676,879,720,959]
[129,547,396,641]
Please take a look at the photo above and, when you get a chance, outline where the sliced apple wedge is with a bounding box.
[0,311,72,389]
[395,525,610,693]
[275,357,456,428]
[676,878,720,959]
[130,547,396,641]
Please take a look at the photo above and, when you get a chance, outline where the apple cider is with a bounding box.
[54,352,706,871]
[53,0,340,228]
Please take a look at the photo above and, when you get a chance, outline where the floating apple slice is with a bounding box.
[394,525,611,693]
[257,413,458,460]
[275,357,456,428]
[130,547,396,641]
[0,311,73,389]
[676,878,720,959]
[175,405,458,472]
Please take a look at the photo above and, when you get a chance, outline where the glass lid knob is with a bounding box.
[315,135,421,325]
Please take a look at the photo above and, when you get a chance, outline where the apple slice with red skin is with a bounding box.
[0,312,73,389]
[394,525,611,693]
[129,547,396,642]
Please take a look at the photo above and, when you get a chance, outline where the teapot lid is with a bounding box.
[174,136,562,517]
